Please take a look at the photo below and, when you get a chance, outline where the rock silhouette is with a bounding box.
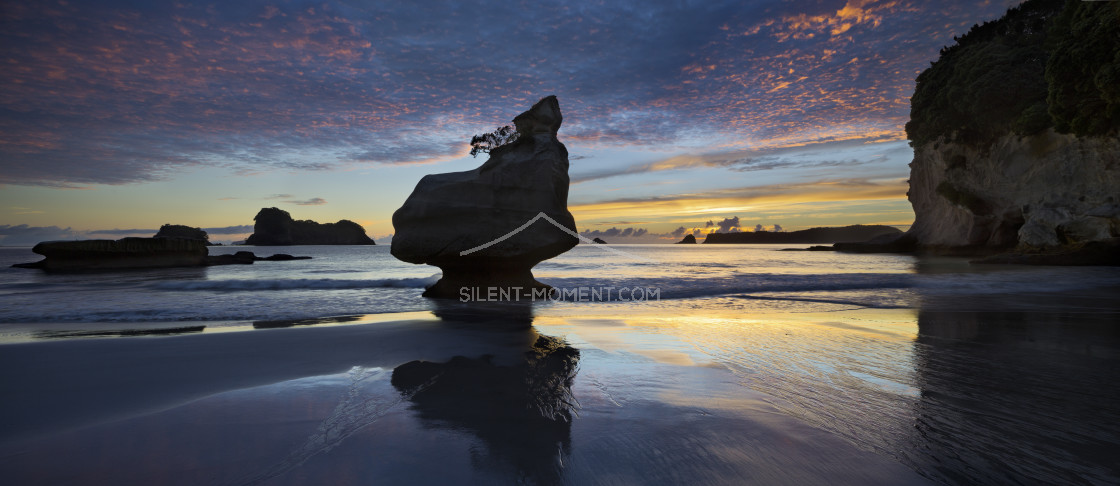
[153,224,211,244]
[246,207,374,246]
[391,96,578,298]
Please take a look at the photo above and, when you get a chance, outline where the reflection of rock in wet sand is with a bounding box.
[392,333,580,485]
[911,310,1120,484]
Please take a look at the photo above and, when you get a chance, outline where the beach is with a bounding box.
[1,245,1118,484]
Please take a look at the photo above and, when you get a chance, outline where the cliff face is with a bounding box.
[901,0,1119,256]
[908,131,1120,249]
[246,207,374,245]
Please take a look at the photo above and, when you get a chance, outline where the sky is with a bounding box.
[0,0,1020,245]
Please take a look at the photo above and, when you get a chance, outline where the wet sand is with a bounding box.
[1,294,1118,484]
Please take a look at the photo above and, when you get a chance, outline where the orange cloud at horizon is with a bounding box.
[570,177,912,232]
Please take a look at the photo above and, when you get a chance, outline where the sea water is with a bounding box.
[1,243,1119,484]
[3,244,1118,324]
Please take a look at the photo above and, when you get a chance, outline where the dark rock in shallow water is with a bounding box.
[971,238,1120,266]
[780,245,835,251]
[20,238,209,271]
[833,233,920,254]
[246,207,374,245]
[676,234,697,244]
[204,251,312,265]
[592,237,607,244]
[391,96,579,299]
[12,240,313,270]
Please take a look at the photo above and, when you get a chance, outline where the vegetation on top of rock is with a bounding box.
[154,224,210,244]
[469,125,519,157]
[905,0,1118,147]
[1045,1,1120,136]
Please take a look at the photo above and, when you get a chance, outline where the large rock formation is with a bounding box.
[856,0,1120,263]
[907,131,1119,251]
[391,96,579,298]
[245,207,374,245]
[676,234,697,244]
[154,224,211,244]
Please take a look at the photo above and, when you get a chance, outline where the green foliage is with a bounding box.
[1045,1,1120,136]
[469,125,519,157]
[906,0,1064,147]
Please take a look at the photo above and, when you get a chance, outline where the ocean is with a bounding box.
[1,243,1119,484]
[4,244,1118,325]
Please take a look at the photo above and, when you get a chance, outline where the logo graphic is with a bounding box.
[458,211,656,263]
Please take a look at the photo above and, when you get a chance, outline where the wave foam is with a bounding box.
[152,274,440,291]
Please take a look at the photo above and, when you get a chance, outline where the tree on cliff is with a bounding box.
[906,0,1119,147]
[905,0,1063,147]
[469,125,519,157]
[1045,1,1120,136]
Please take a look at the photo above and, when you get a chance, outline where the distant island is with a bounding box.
[703,225,901,244]
[676,234,697,244]
[245,207,374,246]
[154,224,213,245]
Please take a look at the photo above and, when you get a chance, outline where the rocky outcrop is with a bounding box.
[17,238,209,271]
[245,207,374,245]
[703,225,902,244]
[892,1,1120,263]
[592,238,607,244]
[391,96,579,298]
[676,234,697,244]
[905,131,1120,254]
[12,239,313,270]
[154,224,211,244]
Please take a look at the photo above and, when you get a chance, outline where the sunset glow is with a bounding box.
[1,0,1020,244]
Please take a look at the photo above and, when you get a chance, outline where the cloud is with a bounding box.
[284,197,327,206]
[579,226,650,240]
[571,136,908,183]
[716,217,741,233]
[0,224,82,246]
[203,225,254,234]
[86,228,158,236]
[570,177,909,223]
[0,0,1019,187]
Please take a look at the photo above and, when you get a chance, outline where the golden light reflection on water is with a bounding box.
[535,305,925,472]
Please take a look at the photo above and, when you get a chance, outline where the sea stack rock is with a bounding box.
[246,207,374,245]
[676,234,697,244]
[392,96,579,299]
[154,224,211,244]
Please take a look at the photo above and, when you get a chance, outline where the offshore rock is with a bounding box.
[246,207,374,245]
[154,224,212,244]
[391,96,578,299]
[20,237,209,271]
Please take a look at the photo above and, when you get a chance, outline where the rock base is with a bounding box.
[425,266,550,300]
